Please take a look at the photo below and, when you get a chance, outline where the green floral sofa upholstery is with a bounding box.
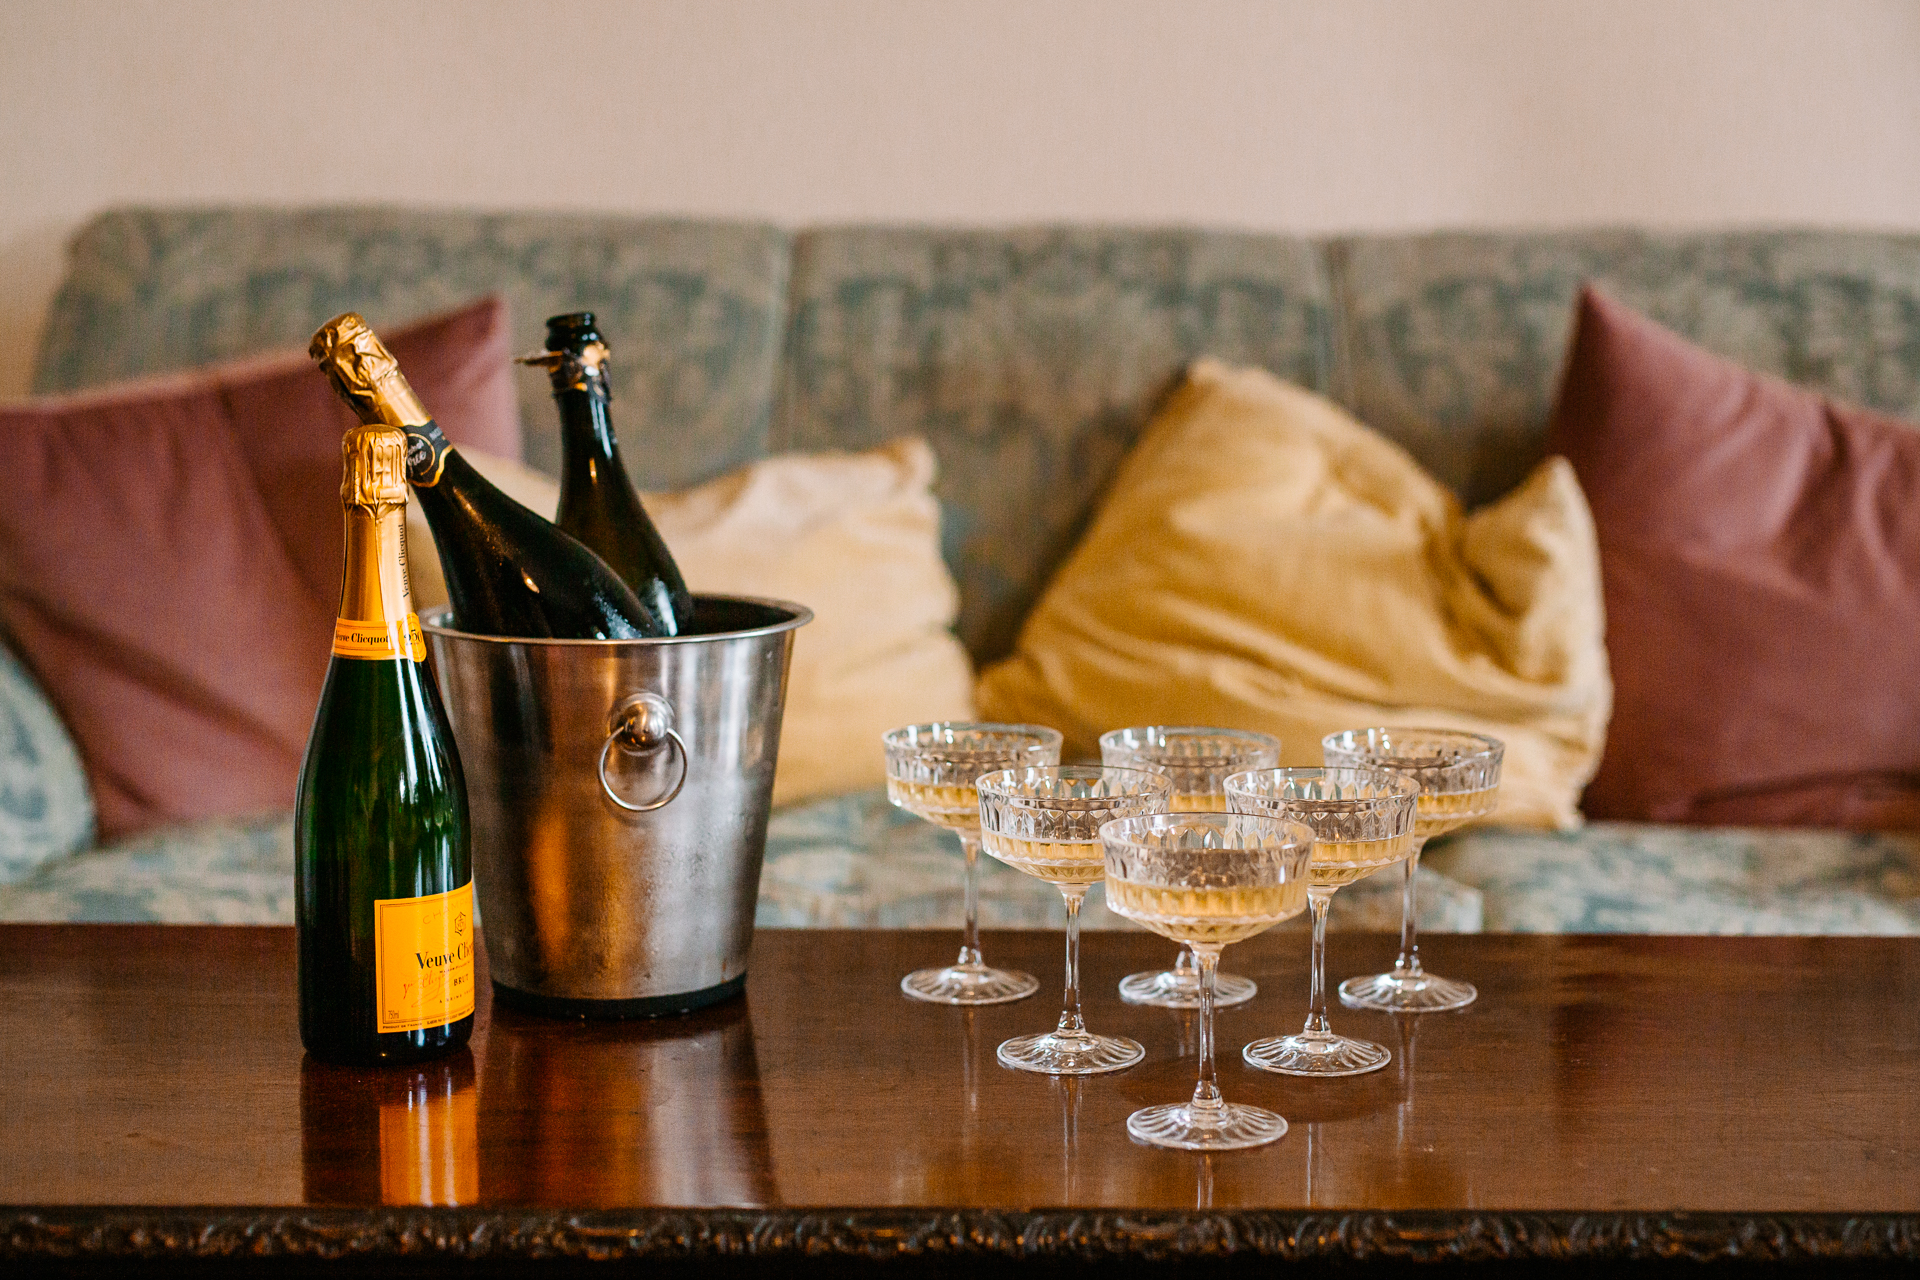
[7,207,1920,933]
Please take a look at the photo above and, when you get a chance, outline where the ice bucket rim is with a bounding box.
[419,594,812,648]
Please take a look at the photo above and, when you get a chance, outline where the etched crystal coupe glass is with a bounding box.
[1102,812,1313,1149]
[1225,767,1417,1075]
[883,722,1062,1004]
[1321,729,1503,1013]
[975,766,1171,1074]
[1098,727,1281,1010]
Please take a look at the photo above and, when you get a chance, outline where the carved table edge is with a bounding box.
[4,1207,1918,1264]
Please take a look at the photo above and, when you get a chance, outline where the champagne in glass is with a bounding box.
[1098,727,1280,1009]
[1225,767,1417,1076]
[883,723,1061,1005]
[1322,729,1503,1013]
[1103,812,1313,1149]
[976,766,1171,1074]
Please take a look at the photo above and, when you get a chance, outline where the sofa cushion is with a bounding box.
[0,641,93,884]
[0,299,517,840]
[0,811,294,924]
[413,441,979,808]
[1426,822,1920,934]
[777,226,1334,663]
[33,207,791,486]
[1549,288,1920,828]
[1331,229,1920,507]
[976,359,1612,830]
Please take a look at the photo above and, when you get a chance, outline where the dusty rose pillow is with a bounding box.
[1547,286,1920,828]
[0,298,519,840]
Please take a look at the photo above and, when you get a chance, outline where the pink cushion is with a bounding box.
[1547,287,1920,828]
[0,298,519,840]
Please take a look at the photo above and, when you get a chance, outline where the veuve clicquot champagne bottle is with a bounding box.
[521,312,694,635]
[297,424,475,1065]
[309,313,663,640]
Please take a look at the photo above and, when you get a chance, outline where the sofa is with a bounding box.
[4,206,1919,934]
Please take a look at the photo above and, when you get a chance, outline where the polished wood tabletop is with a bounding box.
[3,925,1918,1269]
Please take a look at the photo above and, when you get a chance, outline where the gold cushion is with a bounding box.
[975,359,1611,829]
[411,438,975,807]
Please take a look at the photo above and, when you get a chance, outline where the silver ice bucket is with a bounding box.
[422,596,811,1018]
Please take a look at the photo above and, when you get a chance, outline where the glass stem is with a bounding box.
[1173,946,1198,976]
[956,833,983,968]
[1393,838,1428,978]
[1189,945,1224,1119]
[1304,888,1335,1036]
[1055,885,1087,1039]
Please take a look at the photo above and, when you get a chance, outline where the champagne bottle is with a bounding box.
[296,424,475,1065]
[310,313,663,640]
[521,312,694,635]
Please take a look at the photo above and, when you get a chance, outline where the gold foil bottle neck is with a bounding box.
[341,426,411,513]
[310,313,431,428]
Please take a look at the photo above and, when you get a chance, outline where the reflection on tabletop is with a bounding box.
[301,998,775,1208]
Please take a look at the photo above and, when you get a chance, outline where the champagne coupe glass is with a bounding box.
[1098,726,1281,1010]
[884,722,1062,1004]
[1225,767,1418,1076]
[1102,811,1314,1149]
[1322,729,1503,1013]
[975,766,1171,1074]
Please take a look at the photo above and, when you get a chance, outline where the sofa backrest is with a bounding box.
[29,207,791,488]
[33,208,1920,662]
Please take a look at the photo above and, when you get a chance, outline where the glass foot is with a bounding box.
[1242,1031,1390,1077]
[1117,967,1257,1009]
[1127,1101,1288,1151]
[901,963,1039,1006]
[997,1030,1144,1075]
[1338,968,1477,1013]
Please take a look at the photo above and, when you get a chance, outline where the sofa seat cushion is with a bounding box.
[755,788,1483,933]
[0,789,1485,932]
[1425,823,1920,934]
[0,641,94,885]
[0,811,294,924]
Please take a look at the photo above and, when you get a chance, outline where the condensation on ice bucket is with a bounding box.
[422,596,810,1018]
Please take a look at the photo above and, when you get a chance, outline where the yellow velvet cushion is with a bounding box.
[410,438,976,807]
[975,359,1611,829]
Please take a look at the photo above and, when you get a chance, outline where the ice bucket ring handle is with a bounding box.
[598,692,689,813]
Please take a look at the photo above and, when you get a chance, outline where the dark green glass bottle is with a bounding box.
[310,313,663,641]
[522,312,694,635]
[296,423,475,1066]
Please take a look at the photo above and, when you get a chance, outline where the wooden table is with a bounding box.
[2,925,1918,1273]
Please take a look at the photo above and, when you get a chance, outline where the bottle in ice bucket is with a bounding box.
[296,423,475,1064]
[309,312,663,639]
[522,311,694,635]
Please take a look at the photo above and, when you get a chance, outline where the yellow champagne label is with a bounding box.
[373,881,476,1034]
[333,614,426,662]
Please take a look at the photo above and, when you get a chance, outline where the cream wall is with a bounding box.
[4,0,1919,397]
